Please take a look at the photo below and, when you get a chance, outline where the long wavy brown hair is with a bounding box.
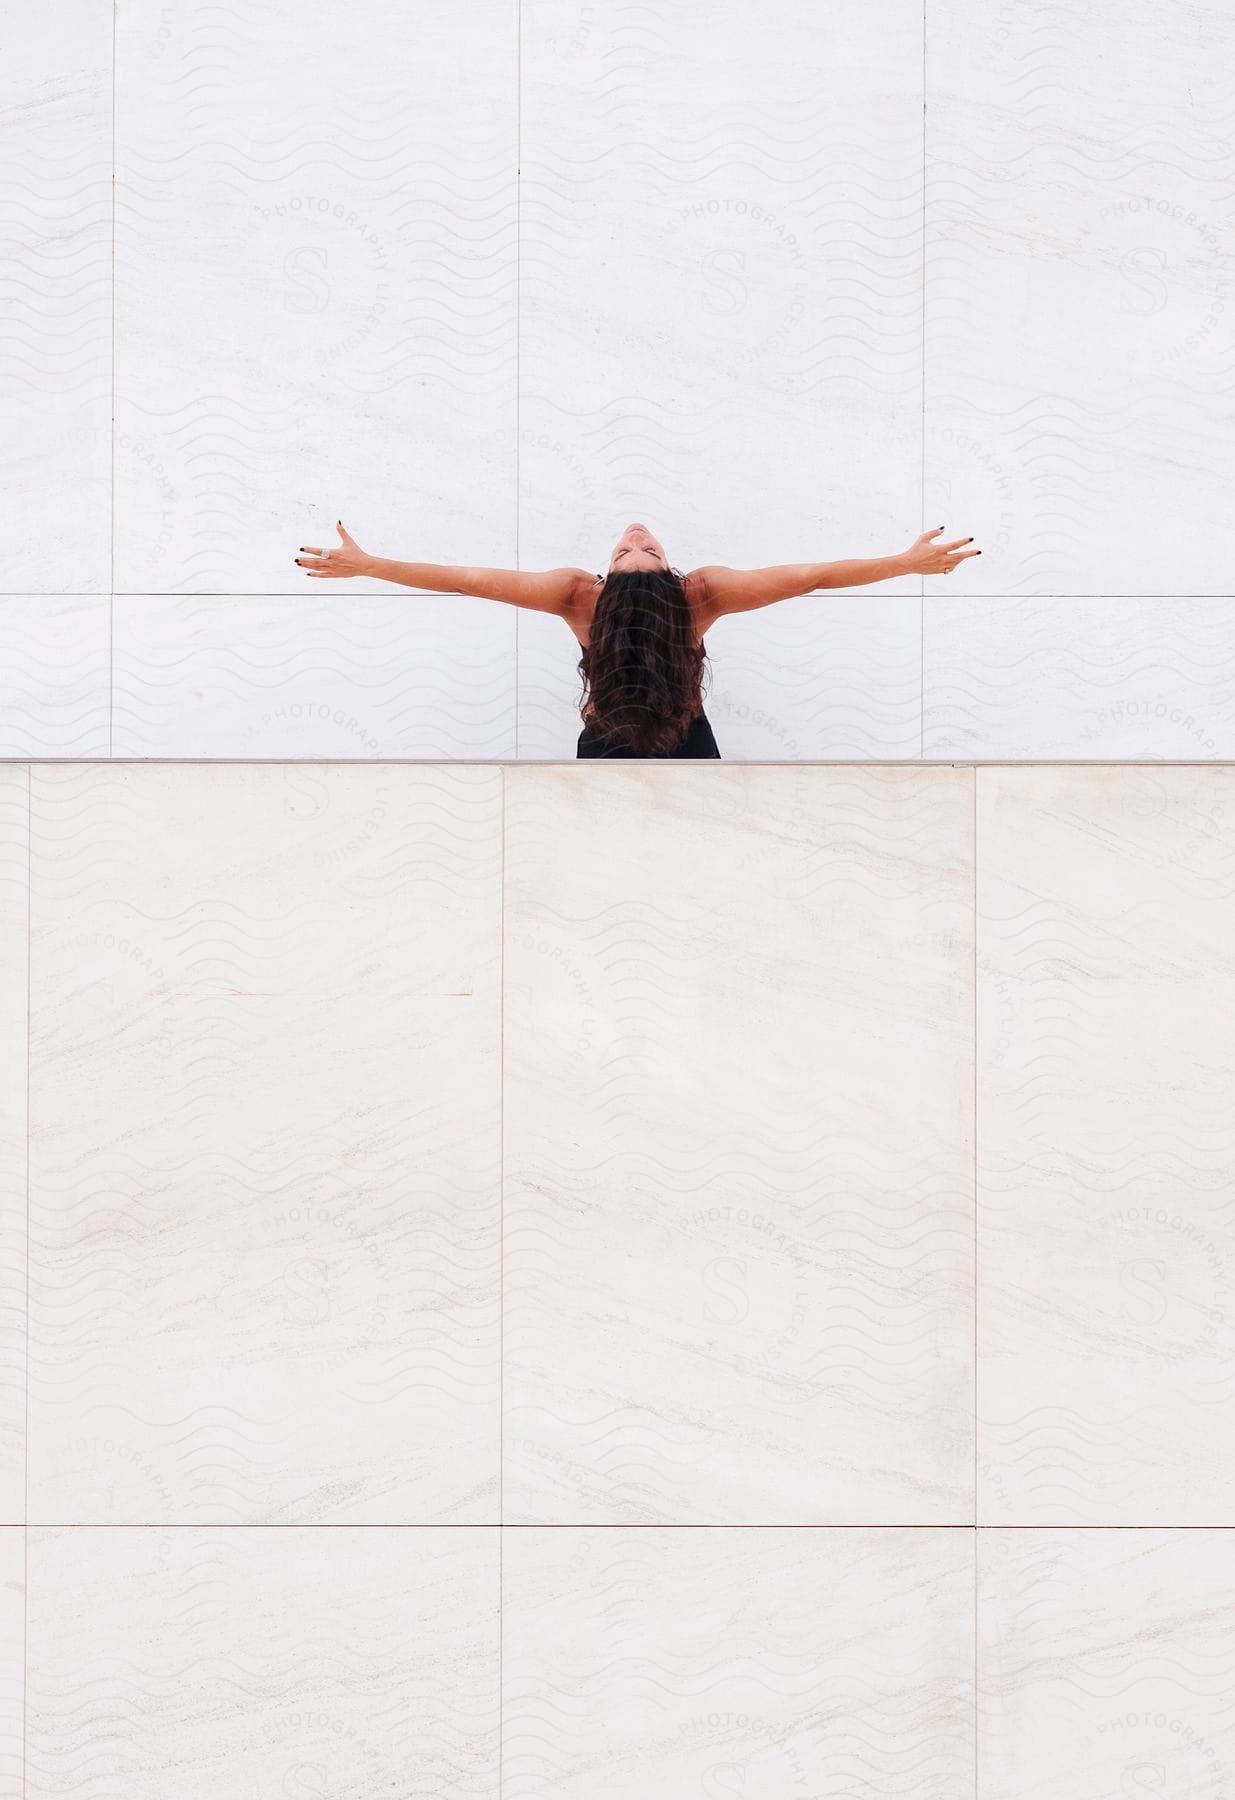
[576,567,709,755]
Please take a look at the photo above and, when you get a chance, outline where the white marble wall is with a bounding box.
[1,759,1233,1792]
[3,0,1234,760]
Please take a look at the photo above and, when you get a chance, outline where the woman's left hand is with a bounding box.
[295,520,372,578]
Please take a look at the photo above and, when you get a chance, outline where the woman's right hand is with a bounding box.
[901,527,981,576]
[295,520,372,578]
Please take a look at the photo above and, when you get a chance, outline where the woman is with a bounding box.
[294,519,981,758]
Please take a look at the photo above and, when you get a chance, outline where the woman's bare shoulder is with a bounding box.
[566,568,717,646]
[682,566,721,632]
[560,570,602,646]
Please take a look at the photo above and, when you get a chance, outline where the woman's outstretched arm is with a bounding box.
[691,527,981,618]
[295,521,589,617]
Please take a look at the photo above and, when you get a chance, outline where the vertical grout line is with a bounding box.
[972,766,978,1525]
[22,763,31,1797]
[503,14,519,1768]
[973,1519,979,1800]
[513,0,521,764]
[498,764,505,1792]
[972,765,979,1800]
[109,4,117,757]
[919,0,926,763]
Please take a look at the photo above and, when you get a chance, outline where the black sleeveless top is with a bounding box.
[576,703,720,759]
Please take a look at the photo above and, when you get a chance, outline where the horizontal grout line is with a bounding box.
[3,592,1234,601]
[0,1522,1229,1530]
[4,759,1235,770]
